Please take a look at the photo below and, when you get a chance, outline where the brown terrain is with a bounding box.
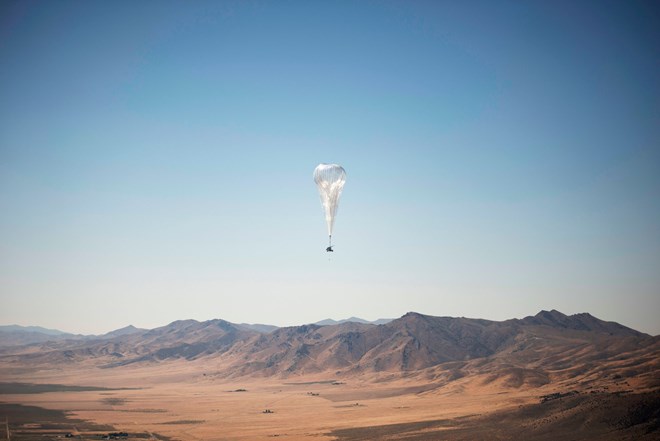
[0,310,658,440]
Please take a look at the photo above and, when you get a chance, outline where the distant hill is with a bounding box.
[0,325,81,347]
[315,317,393,326]
[237,323,279,333]
[0,323,146,348]
[0,325,71,336]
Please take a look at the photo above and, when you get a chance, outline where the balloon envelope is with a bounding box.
[314,163,346,239]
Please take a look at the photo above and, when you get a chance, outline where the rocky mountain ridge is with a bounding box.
[1,310,658,391]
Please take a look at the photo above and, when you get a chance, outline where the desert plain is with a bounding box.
[1,361,540,440]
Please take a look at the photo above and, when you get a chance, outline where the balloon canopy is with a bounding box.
[314,163,346,246]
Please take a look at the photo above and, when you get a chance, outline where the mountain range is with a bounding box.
[1,310,658,390]
[0,317,391,347]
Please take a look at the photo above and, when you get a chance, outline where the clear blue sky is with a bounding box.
[1,0,659,335]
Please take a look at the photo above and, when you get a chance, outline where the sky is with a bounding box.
[1,0,659,336]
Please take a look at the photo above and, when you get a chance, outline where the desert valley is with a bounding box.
[1,310,658,441]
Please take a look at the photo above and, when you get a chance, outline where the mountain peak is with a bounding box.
[536,309,567,319]
[102,325,144,339]
[401,311,425,319]
[523,311,645,337]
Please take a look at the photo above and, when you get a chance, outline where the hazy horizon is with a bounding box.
[2,1,659,336]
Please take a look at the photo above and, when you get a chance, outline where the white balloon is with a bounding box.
[314,163,346,247]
